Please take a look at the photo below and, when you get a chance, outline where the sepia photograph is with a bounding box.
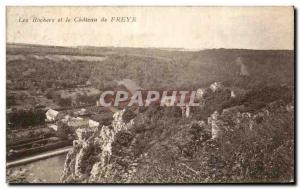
[5,6,294,184]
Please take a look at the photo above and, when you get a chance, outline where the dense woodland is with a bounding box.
[7,44,294,91]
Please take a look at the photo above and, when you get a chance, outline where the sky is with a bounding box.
[6,6,294,50]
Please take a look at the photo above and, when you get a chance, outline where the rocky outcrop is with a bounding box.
[60,83,294,183]
[61,110,135,183]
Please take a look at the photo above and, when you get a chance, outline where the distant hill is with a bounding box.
[7,43,294,90]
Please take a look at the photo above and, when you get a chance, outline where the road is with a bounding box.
[6,146,73,168]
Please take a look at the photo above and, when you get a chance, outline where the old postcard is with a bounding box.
[6,6,294,184]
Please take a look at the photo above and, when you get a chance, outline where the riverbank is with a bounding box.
[7,146,72,168]
[7,153,68,183]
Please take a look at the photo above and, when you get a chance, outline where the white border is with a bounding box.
[0,0,297,6]
[0,0,298,188]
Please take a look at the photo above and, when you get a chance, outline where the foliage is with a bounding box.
[59,82,294,183]
[7,109,46,128]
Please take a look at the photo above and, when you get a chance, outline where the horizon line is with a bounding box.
[6,42,294,51]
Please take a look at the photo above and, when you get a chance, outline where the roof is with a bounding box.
[48,124,58,131]
[45,109,59,121]
[117,79,142,94]
[68,117,89,127]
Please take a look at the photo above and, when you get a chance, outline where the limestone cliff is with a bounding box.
[60,84,294,183]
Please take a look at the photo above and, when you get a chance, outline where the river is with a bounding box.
[7,154,67,183]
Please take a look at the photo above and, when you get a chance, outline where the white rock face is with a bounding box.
[231,90,236,98]
[89,109,135,182]
[88,119,100,128]
[208,111,222,139]
[76,128,93,141]
[209,82,223,92]
[74,141,89,178]
[196,88,206,100]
